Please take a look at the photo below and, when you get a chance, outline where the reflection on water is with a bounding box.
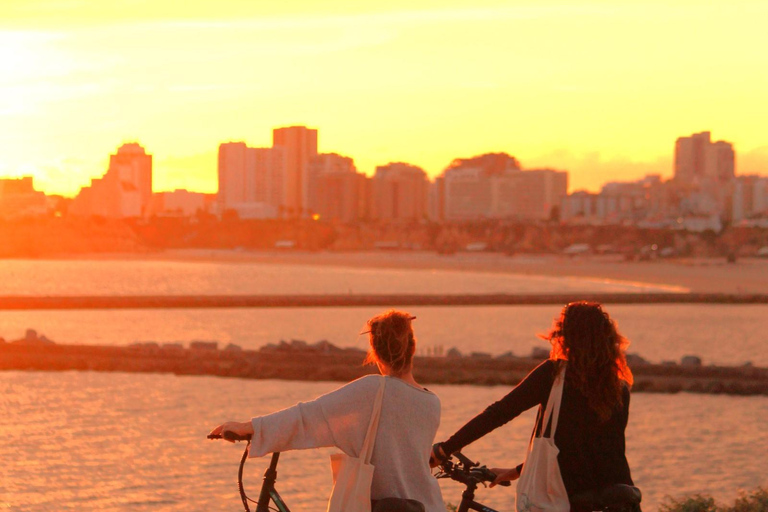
[1,372,766,511]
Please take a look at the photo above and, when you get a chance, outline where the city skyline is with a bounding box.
[2,0,767,196]
[0,125,757,200]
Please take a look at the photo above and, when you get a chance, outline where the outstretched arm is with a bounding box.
[209,375,381,458]
[439,360,555,457]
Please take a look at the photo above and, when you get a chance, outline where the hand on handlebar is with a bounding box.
[429,443,448,468]
[489,467,520,488]
[208,421,254,443]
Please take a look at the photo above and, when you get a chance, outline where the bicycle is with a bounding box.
[208,431,287,512]
[208,432,425,512]
[433,451,510,512]
[435,452,642,512]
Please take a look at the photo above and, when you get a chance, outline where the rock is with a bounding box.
[495,351,517,359]
[446,347,462,358]
[190,341,218,350]
[626,353,649,365]
[25,329,38,343]
[224,343,242,352]
[470,352,492,359]
[312,340,341,352]
[161,343,184,354]
[681,355,703,367]
[531,347,550,359]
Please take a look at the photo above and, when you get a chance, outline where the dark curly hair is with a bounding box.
[362,310,417,374]
[544,301,633,422]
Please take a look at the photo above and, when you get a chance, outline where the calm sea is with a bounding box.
[1,259,766,511]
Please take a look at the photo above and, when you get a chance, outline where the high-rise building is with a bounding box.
[492,169,568,220]
[443,167,494,220]
[372,162,429,222]
[675,131,735,185]
[272,126,318,217]
[441,153,521,221]
[217,142,248,208]
[70,143,151,218]
[309,153,366,223]
[217,142,283,218]
[0,177,48,218]
[249,147,285,211]
[109,143,153,213]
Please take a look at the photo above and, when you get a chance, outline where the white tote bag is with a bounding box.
[327,376,387,512]
[515,364,570,512]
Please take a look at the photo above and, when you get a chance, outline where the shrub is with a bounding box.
[658,495,719,512]
[726,487,768,512]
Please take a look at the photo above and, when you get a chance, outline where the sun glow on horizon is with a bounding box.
[1,0,767,197]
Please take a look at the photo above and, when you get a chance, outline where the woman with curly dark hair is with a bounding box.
[431,301,638,512]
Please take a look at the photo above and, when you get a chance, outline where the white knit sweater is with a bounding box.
[249,374,445,512]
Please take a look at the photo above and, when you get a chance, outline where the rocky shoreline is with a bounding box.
[2,337,766,396]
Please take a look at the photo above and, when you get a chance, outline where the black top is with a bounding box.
[441,360,633,498]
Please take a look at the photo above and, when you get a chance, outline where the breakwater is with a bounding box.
[2,341,766,396]
[2,292,768,310]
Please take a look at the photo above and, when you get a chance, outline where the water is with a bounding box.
[1,372,766,512]
[1,259,766,511]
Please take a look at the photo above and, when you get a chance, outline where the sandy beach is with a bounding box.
[130,249,768,294]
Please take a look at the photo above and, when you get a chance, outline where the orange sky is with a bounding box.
[1,0,767,196]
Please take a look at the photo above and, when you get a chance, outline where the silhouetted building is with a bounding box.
[218,142,248,208]
[733,175,768,222]
[217,142,283,219]
[442,153,522,220]
[675,131,735,185]
[309,153,367,223]
[110,143,153,212]
[273,126,318,218]
[673,132,736,219]
[0,177,48,218]
[372,163,429,222]
[70,143,152,218]
[493,169,568,220]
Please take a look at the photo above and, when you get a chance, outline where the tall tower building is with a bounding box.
[705,140,735,183]
[309,153,364,223]
[70,143,151,218]
[217,142,283,218]
[109,143,153,214]
[372,162,429,222]
[675,131,735,185]
[217,142,248,210]
[272,126,318,217]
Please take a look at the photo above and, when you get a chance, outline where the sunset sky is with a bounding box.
[1,0,767,197]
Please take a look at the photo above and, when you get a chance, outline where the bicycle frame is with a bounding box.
[455,481,500,512]
[232,443,291,512]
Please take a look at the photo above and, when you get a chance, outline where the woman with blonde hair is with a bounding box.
[210,310,445,512]
[431,301,639,512]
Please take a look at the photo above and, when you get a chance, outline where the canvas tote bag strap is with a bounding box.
[360,377,387,464]
[540,364,567,439]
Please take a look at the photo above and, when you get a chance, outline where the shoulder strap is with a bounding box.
[360,376,387,464]
[541,363,566,438]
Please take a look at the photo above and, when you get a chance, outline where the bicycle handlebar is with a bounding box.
[207,432,253,442]
[436,451,511,488]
